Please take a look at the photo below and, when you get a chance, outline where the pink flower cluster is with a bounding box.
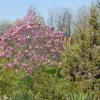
[0,8,64,74]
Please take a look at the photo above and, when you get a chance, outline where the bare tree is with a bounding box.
[48,10,55,26]
[73,6,90,34]
[97,0,100,7]
[48,8,73,35]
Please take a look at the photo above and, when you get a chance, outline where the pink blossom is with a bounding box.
[0,7,64,74]
[27,25,32,29]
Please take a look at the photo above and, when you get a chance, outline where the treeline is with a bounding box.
[0,1,100,36]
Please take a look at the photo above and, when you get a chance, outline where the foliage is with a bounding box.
[61,5,100,98]
[0,4,100,100]
[0,20,13,36]
[0,7,64,74]
[0,64,99,99]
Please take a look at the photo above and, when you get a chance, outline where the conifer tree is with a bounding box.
[61,5,100,92]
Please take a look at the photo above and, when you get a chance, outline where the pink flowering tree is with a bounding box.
[0,8,64,74]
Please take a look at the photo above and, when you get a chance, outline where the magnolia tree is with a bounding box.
[0,8,64,74]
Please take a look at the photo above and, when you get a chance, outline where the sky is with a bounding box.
[0,0,93,21]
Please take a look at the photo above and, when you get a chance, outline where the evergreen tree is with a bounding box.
[61,5,100,93]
